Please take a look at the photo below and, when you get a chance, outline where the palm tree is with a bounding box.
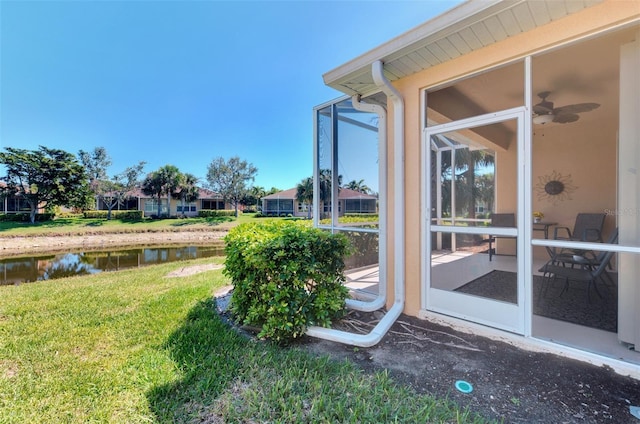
[141,165,182,218]
[317,169,342,218]
[159,165,182,217]
[141,171,165,217]
[438,149,494,221]
[345,179,371,194]
[296,177,313,219]
[475,173,495,214]
[458,150,494,220]
[249,185,266,211]
[174,173,199,216]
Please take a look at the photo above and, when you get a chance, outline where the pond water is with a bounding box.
[0,244,225,285]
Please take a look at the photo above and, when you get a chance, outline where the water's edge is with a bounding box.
[1,243,225,285]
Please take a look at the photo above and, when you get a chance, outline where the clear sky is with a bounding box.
[1,0,461,191]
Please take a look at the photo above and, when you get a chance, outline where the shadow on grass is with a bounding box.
[0,218,83,231]
[169,217,234,227]
[146,298,249,422]
[84,220,104,227]
[147,299,484,423]
[117,219,151,225]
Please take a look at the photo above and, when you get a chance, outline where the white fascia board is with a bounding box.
[323,0,509,89]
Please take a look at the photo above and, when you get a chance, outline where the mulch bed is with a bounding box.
[298,309,640,423]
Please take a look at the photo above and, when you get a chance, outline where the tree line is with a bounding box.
[1,145,378,224]
[0,145,265,223]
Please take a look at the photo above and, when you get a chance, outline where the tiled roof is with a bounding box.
[262,188,298,199]
[263,187,377,200]
[338,188,378,200]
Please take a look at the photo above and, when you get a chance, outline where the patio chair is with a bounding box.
[538,227,618,302]
[553,213,605,242]
[538,246,617,303]
[488,213,516,261]
[544,212,606,266]
[551,227,618,270]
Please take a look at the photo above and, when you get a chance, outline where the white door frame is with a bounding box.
[421,107,530,335]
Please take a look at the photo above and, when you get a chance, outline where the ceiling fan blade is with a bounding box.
[553,102,600,114]
[553,113,579,124]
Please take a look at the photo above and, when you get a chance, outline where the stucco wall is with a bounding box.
[532,118,617,253]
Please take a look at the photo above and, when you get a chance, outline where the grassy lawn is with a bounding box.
[0,257,489,423]
[0,213,279,237]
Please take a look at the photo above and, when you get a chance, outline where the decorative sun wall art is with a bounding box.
[535,170,578,205]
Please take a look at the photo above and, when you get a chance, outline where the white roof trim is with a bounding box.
[323,0,603,96]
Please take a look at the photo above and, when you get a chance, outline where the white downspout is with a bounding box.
[344,93,387,312]
[306,60,405,347]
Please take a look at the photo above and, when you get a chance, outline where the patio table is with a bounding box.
[533,221,557,239]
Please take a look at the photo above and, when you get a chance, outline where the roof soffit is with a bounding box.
[323,0,604,96]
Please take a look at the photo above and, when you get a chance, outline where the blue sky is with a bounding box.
[1,0,460,190]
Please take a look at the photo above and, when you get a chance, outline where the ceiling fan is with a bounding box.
[532,91,600,125]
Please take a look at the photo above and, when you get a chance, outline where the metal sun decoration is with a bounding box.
[535,170,577,206]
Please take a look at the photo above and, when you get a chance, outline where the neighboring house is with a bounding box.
[97,187,229,218]
[261,188,298,217]
[0,192,32,214]
[338,188,378,214]
[0,182,42,214]
[311,0,640,377]
[262,187,378,217]
[1,180,229,218]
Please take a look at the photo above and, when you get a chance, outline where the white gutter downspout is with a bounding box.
[343,93,387,312]
[306,60,405,347]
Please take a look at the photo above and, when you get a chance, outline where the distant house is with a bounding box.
[96,187,229,218]
[334,188,378,215]
[261,188,299,217]
[262,187,377,217]
[0,191,31,214]
[0,182,42,214]
[1,181,229,218]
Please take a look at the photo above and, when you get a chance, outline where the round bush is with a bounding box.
[224,220,351,343]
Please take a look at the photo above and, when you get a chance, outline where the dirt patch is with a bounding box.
[165,264,224,278]
[216,293,640,423]
[0,231,226,257]
[301,310,640,423]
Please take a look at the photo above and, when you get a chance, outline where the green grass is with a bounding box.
[0,257,491,423]
[0,213,280,237]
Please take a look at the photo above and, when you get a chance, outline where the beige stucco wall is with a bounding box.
[382,0,638,316]
[532,118,618,255]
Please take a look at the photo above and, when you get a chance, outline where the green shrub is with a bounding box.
[0,213,55,222]
[320,214,379,226]
[343,213,379,219]
[36,213,55,221]
[198,209,236,218]
[56,212,84,219]
[82,210,143,220]
[0,213,24,222]
[224,220,351,343]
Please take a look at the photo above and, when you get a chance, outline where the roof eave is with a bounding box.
[322,0,506,94]
[323,0,606,96]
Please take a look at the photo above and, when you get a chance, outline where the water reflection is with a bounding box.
[0,244,225,285]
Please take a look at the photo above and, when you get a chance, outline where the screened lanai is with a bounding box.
[314,96,383,295]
